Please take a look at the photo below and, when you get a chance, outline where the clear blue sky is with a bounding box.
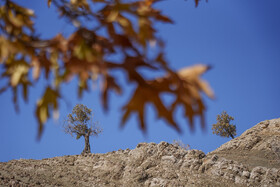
[1,0,279,162]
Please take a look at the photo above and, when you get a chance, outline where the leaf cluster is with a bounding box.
[212,111,236,139]
[0,0,211,138]
[64,104,102,139]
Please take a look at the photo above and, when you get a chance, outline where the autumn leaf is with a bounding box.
[101,75,122,111]
[121,85,179,132]
[171,64,214,130]
[48,0,52,7]
[0,0,212,139]
[35,87,60,139]
[120,64,214,132]
[177,64,214,99]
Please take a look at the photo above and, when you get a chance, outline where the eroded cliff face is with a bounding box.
[1,118,280,187]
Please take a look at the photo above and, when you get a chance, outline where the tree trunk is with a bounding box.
[82,132,91,154]
[230,133,235,139]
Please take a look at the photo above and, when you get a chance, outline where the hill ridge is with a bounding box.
[1,118,280,186]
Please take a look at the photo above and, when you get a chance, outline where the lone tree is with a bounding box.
[64,104,102,154]
[212,111,236,139]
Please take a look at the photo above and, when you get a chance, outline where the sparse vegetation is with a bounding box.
[63,104,102,154]
[212,111,236,139]
[172,139,191,150]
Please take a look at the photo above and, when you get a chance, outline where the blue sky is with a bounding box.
[1,0,280,162]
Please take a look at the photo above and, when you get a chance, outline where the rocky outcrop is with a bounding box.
[210,118,280,169]
[0,118,280,186]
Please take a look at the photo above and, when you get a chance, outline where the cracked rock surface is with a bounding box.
[1,118,280,186]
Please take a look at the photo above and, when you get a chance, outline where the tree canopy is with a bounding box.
[212,111,236,139]
[0,0,213,139]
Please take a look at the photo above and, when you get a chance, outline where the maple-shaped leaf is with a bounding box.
[171,64,214,130]
[177,64,214,99]
[121,64,214,133]
[122,55,157,83]
[121,84,179,132]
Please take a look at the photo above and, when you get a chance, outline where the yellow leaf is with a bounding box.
[8,10,24,27]
[10,63,29,86]
[24,8,34,16]
[107,10,119,22]
[70,0,77,4]
[39,105,48,124]
[35,87,60,139]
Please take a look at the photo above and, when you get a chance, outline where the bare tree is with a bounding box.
[64,104,102,154]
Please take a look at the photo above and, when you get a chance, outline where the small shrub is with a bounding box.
[172,139,191,150]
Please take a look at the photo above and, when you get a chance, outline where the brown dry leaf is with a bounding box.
[112,34,134,50]
[138,18,155,47]
[153,13,173,23]
[144,0,154,7]
[195,0,208,7]
[122,55,157,83]
[37,53,52,79]
[195,0,199,7]
[120,64,214,133]
[64,57,99,82]
[171,64,214,130]
[50,34,68,53]
[177,64,214,99]
[121,85,179,132]
[0,0,212,139]
[48,0,52,7]
[101,75,122,111]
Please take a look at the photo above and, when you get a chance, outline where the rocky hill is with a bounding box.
[1,118,280,187]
